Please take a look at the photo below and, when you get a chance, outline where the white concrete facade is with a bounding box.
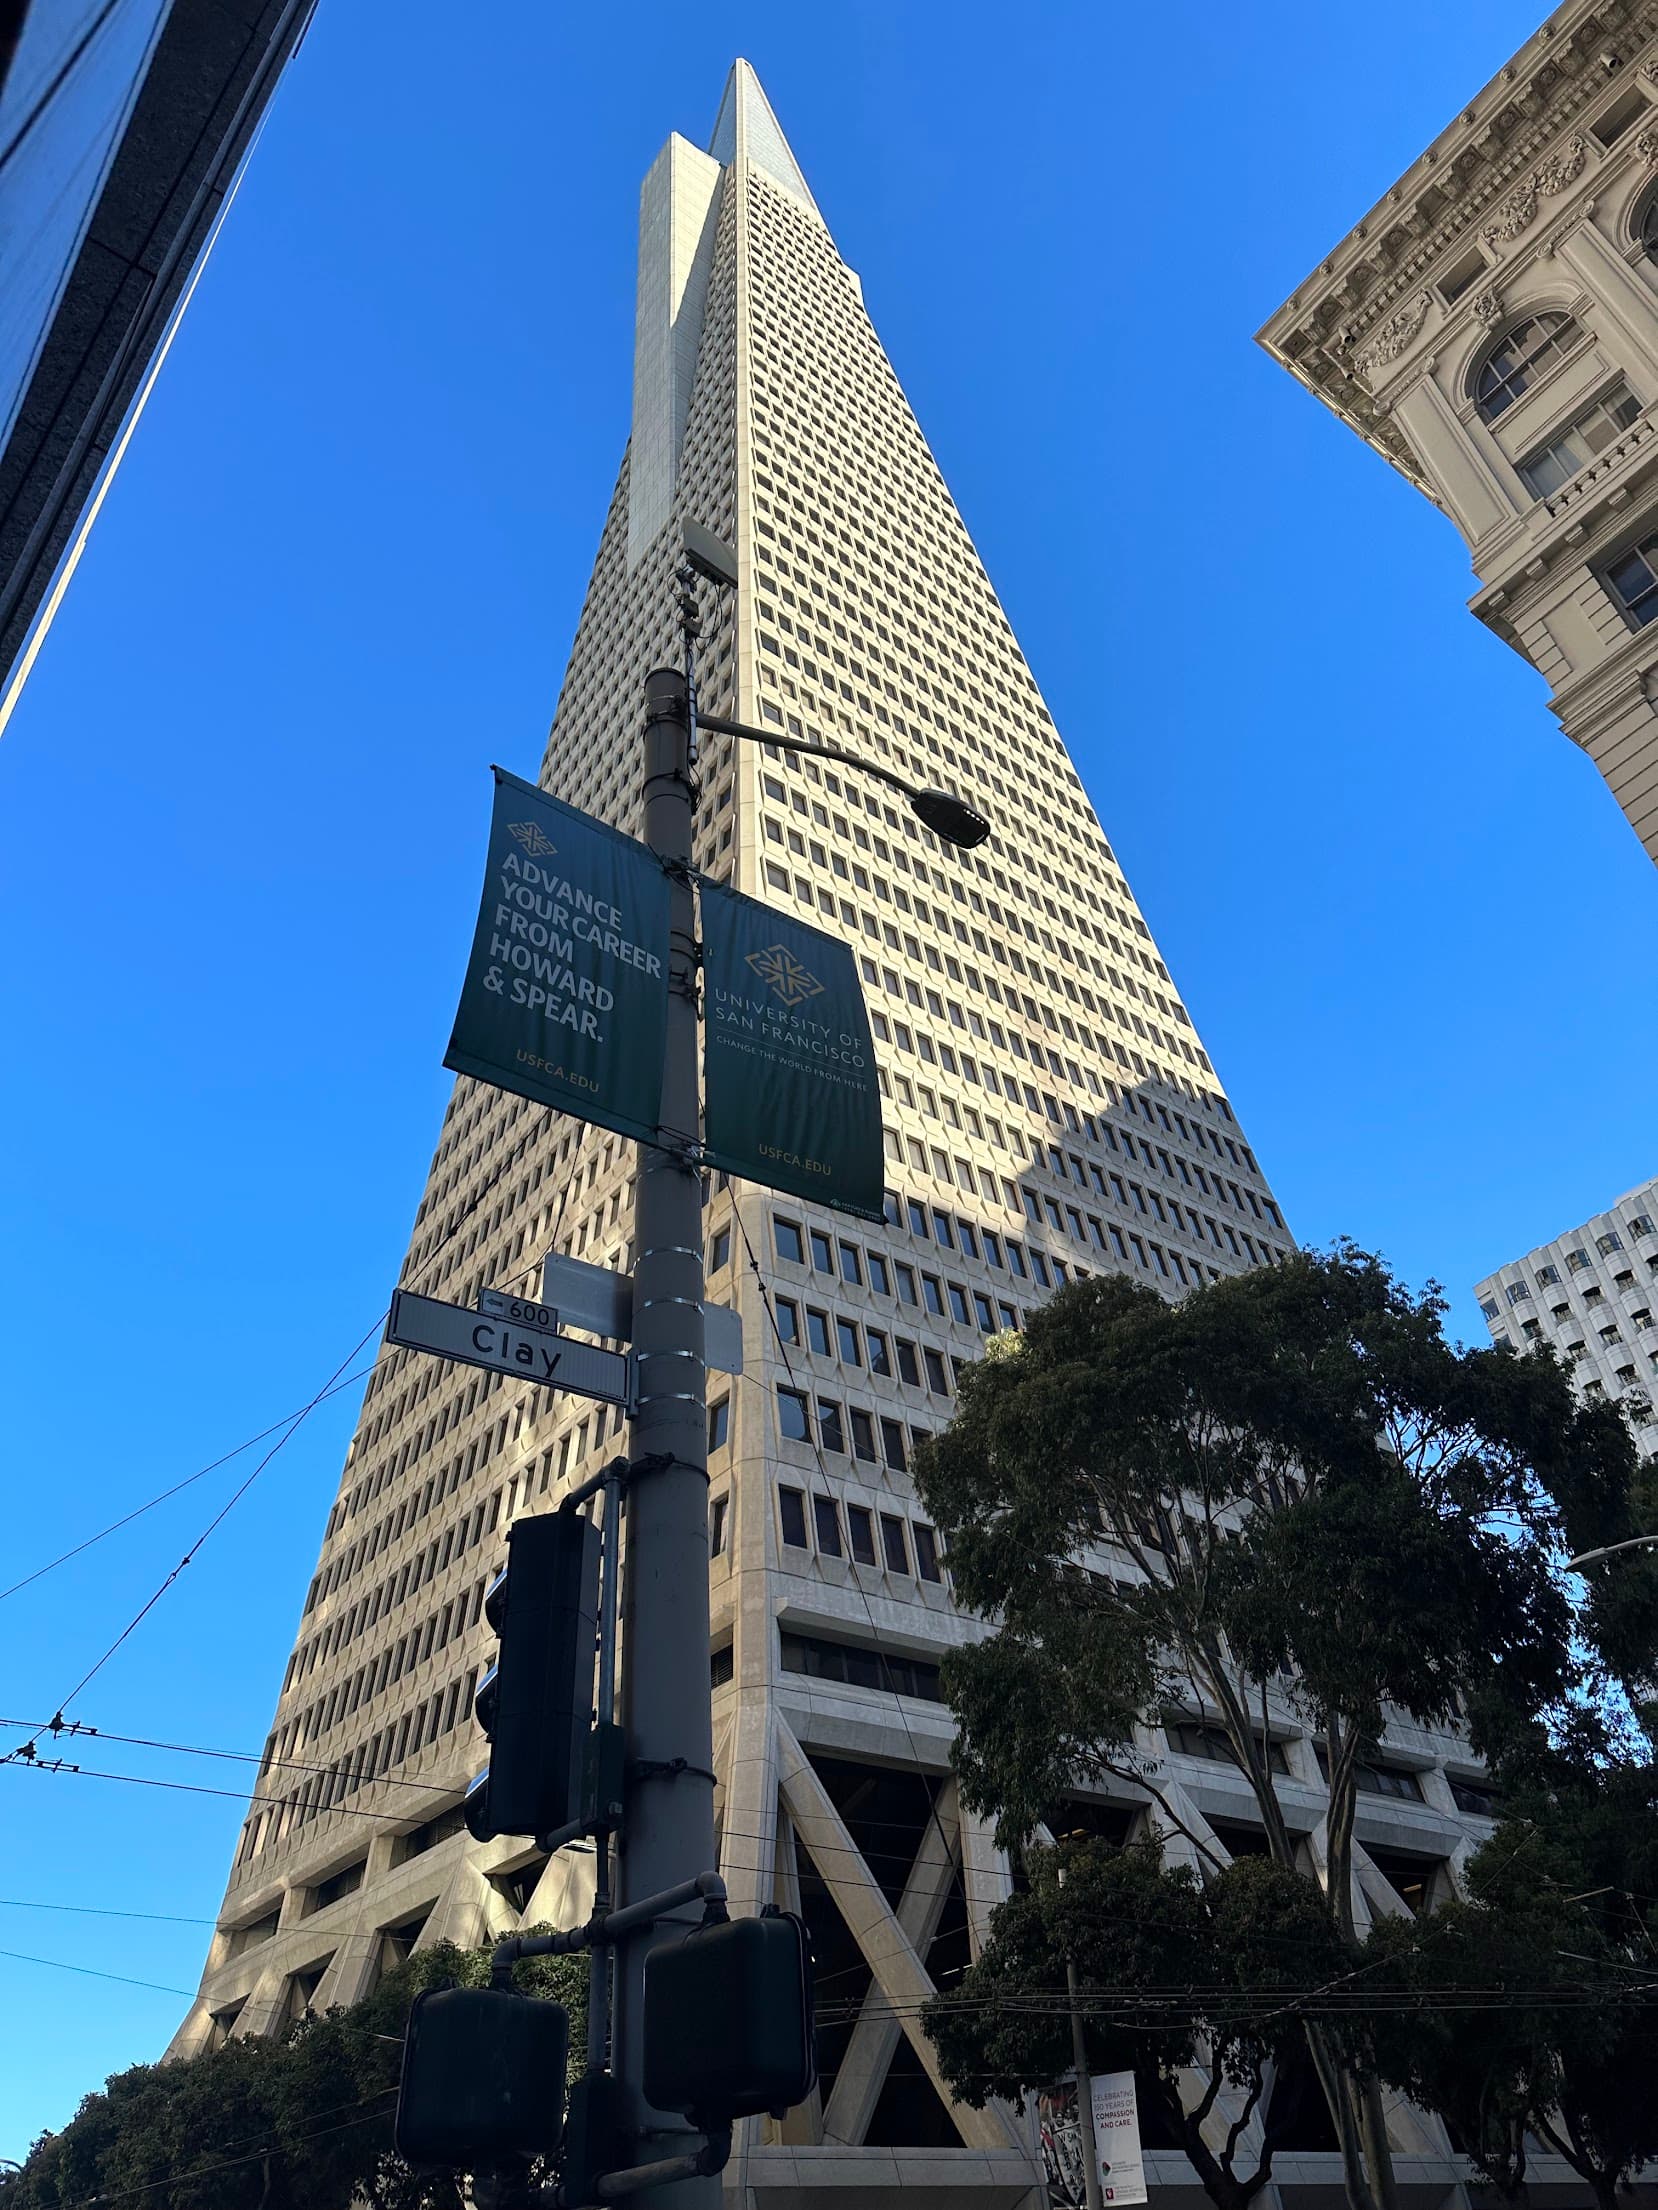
[1475,1173,1658,1458]
[169,60,1541,2210]
[1258,0,1658,866]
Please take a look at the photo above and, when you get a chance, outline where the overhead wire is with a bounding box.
[5,1132,546,1759]
[0,1366,377,1605]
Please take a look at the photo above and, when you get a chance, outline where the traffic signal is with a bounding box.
[394,1985,568,2167]
[643,1908,816,2123]
[465,1512,600,1842]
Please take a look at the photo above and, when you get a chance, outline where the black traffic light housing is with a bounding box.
[466,1512,600,1842]
[643,1907,816,2124]
[394,1985,568,2167]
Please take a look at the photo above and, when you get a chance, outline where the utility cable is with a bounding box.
[0,1365,376,1604]
[0,1896,214,1925]
[5,1138,531,1752]
[0,1946,198,1998]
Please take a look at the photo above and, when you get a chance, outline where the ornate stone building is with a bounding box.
[171,60,1526,2210]
[1258,0,1658,866]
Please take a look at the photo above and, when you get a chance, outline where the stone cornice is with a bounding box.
[1256,0,1658,486]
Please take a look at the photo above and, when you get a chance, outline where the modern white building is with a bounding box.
[1476,1174,1658,1458]
[1258,0,1658,867]
[170,61,1538,2210]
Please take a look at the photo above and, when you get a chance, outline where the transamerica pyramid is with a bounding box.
[172,62,1295,2205]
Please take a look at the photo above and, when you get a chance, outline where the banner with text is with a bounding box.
[444,768,670,1144]
[1036,2074,1146,2207]
[701,884,884,1224]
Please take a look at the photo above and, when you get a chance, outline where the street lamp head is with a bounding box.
[910,787,992,849]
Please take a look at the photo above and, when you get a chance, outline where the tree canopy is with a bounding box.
[914,1242,1643,2210]
[0,1939,584,2210]
[925,1837,1353,2210]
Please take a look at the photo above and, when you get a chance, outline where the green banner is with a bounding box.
[701,884,884,1223]
[444,768,670,1144]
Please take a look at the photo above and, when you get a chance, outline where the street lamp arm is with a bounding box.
[1566,1532,1658,1571]
[695,711,991,850]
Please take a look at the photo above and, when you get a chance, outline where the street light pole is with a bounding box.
[1056,1860,1104,2210]
[611,664,719,2210]
[604,598,989,2203]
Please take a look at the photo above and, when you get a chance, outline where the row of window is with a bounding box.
[769,1479,943,1581]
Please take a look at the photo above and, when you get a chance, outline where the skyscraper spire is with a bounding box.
[708,58,821,220]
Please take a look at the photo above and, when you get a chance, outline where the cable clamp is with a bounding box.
[627,1756,719,1788]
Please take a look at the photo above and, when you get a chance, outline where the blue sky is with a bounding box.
[1,0,1653,2160]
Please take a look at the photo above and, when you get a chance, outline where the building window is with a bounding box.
[1448,1775,1499,1818]
[1567,1247,1591,1272]
[710,1643,734,1688]
[778,1486,809,1547]
[812,1494,843,1556]
[1639,190,1658,262]
[1517,381,1640,497]
[914,1523,943,1582]
[709,1227,732,1274]
[1598,1231,1625,1256]
[1167,1721,1290,1774]
[810,1229,834,1275]
[1536,1264,1560,1288]
[818,1400,847,1453]
[1314,1746,1424,1799]
[850,1408,878,1461]
[780,1629,943,1701]
[775,1296,799,1344]
[839,1240,863,1285]
[710,1495,728,1557]
[880,1513,911,1572]
[1473,312,1582,421]
[1602,534,1658,629]
[1480,1298,1501,1321]
[708,1396,730,1451]
[847,1505,878,1564]
[1506,1281,1531,1305]
[777,1388,810,1443]
[774,1218,804,1265]
[836,1318,861,1365]
[880,1418,908,1472]
[807,1307,831,1355]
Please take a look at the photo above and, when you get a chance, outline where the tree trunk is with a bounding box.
[1359,2077,1400,2210]
[1302,2021,1381,2210]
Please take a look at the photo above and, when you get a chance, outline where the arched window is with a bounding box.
[1474,312,1583,421]
[1637,190,1658,263]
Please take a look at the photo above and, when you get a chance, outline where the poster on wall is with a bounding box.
[443,768,671,1143]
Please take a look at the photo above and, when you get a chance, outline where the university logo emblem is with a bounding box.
[508,820,557,858]
[746,944,824,1007]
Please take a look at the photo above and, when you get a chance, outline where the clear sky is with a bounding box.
[1,0,1652,2161]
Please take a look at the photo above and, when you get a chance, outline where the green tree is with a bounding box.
[915,1245,1636,2210]
[0,1937,584,2210]
[1361,1727,1658,2210]
[925,1838,1353,2210]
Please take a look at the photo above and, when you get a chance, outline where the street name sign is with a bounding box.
[387,1289,631,1406]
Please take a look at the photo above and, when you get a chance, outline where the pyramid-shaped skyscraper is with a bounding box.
[174,63,1296,2200]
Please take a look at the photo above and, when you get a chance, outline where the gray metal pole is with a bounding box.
[610,666,717,2208]
[1065,1955,1104,2210]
